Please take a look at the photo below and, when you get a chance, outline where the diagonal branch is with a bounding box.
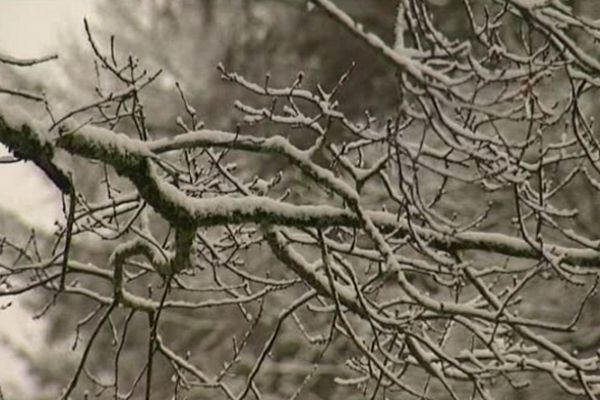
[2,109,600,267]
[57,124,600,267]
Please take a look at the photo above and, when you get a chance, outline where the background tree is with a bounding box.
[3,1,600,399]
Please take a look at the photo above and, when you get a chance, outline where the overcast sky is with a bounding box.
[0,0,95,230]
[0,0,94,55]
[0,2,96,397]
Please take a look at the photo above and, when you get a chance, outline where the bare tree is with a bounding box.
[3,1,600,399]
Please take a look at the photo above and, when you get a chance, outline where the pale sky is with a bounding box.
[0,2,96,397]
[0,0,94,56]
[0,0,95,230]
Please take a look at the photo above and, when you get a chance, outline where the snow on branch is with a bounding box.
[43,123,600,267]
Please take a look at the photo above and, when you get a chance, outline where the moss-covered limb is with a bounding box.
[0,113,72,193]
[150,130,600,268]
[57,126,356,228]
[0,108,78,293]
[56,125,600,267]
[0,112,51,160]
[4,108,600,269]
[57,130,193,227]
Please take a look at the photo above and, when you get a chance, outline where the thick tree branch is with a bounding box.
[55,124,600,268]
[2,113,600,268]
